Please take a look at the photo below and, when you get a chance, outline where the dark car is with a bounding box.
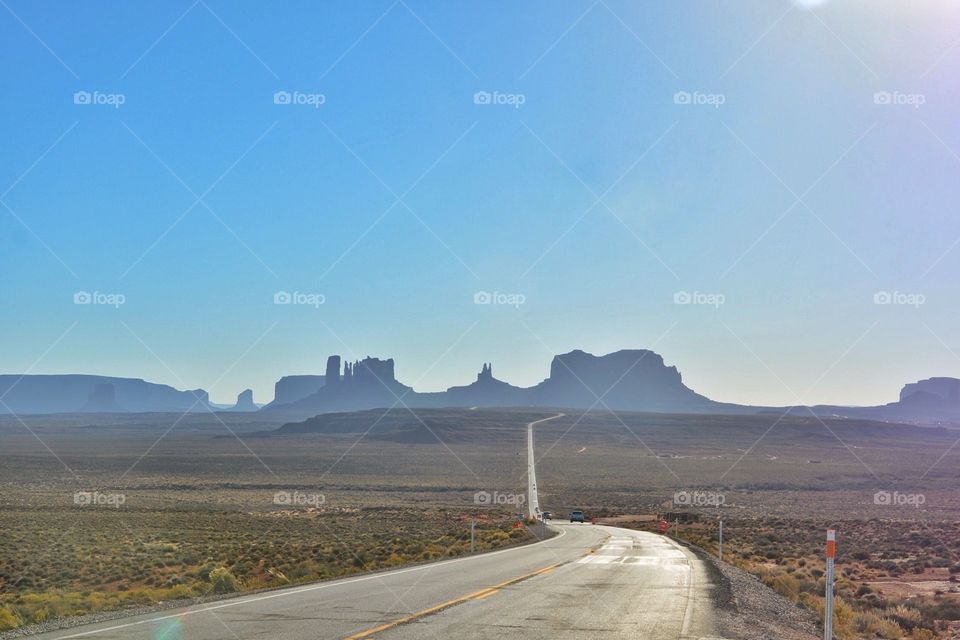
[569,510,585,523]
[540,511,552,520]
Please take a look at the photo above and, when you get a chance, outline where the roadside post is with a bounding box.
[470,518,476,553]
[824,528,836,640]
[718,518,723,562]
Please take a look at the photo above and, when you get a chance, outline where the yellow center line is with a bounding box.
[343,563,561,639]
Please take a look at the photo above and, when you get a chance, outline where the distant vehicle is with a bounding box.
[541,511,552,520]
[569,510,585,523]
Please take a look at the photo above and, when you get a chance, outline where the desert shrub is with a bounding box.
[208,568,240,594]
[768,573,801,600]
[920,599,960,621]
[865,617,905,639]
[888,604,923,630]
[0,608,21,631]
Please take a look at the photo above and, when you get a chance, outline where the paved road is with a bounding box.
[375,525,721,640]
[526,413,564,518]
[36,524,720,640]
[35,411,721,639]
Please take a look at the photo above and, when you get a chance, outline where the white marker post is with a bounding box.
[824,529,836,640]
[718,519,723,562]
[470,518,476,553]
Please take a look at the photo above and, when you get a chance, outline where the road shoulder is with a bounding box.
[675,540,820,640]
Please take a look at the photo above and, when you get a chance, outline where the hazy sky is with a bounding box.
[3,0,960,406]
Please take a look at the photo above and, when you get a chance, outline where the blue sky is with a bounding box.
[2,0,960,406]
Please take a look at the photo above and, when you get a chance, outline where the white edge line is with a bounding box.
[52,528,568,639]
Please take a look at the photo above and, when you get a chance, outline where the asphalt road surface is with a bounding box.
[36,524,722,640]
[526,413,564,518]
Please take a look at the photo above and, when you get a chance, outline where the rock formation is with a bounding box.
[526,349,719,412]
[79,383,125,412]
[443,362,525,407]
[325,356,341,386]
[263,350,727,417]
[227,389,257,412]
[263,355,413,414]
[0,375,211,414]
[263,375,325,409]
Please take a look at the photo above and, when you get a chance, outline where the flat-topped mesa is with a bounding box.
[900,377,960,405]
[529,349,711,412]
[80,383,124,412]
[547,349,680,386]
[0,375,212,414]
[268,375,325,408]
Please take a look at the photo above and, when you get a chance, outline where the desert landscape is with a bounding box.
[2,408,959,637]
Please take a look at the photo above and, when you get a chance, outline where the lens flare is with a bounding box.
[152,619,183,640]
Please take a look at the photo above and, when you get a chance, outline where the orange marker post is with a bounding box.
[824,529,836,640]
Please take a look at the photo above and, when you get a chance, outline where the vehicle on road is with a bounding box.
[569,510,585,523]
[541,511,552,520]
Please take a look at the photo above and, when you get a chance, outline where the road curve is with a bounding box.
[34,524,721,640]
[33,411,721,640]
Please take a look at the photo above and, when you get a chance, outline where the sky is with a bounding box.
[2,0,960,407]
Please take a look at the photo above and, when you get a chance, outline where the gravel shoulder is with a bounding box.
[679,540,821,640]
